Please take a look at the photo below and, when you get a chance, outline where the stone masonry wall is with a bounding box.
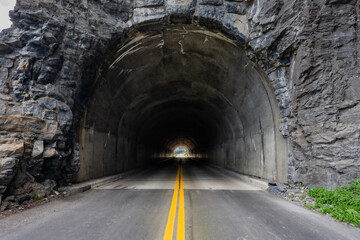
[0,0,359,208]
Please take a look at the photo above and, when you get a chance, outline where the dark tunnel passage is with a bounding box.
[76,24,288,183]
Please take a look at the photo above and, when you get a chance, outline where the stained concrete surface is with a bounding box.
[0,159,359,240]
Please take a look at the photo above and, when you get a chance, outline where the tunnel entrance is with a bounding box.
[76,24,287,183]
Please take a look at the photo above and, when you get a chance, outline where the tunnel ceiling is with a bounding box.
[84,24,274,153]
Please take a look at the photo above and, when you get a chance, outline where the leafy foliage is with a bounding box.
[33,193,41,201]
[307,179,360,227]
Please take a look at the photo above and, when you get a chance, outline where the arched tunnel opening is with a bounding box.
[173,146,189,158]
[75,24,288,183]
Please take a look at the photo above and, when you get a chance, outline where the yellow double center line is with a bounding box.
[163,165,185,240]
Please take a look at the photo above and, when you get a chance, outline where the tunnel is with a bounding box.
[75,24,288,183]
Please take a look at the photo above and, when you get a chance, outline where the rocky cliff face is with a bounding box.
[247,0,360,187]
[0,0,359,208]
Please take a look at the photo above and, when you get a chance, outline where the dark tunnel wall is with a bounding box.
[76,24,288,182]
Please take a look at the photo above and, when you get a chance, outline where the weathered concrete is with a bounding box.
[0,0,359,207]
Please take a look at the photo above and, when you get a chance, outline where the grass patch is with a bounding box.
[307,179,360,227]
[33,193,41,201]
[304,203,316,210]
[300,194,307,200]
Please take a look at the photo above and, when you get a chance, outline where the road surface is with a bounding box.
[1,158,359,240]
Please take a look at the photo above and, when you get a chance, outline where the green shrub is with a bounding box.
[33,193,41,201]
[307,179,360,227]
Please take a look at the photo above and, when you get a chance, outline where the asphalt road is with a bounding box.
[1,159,360,240]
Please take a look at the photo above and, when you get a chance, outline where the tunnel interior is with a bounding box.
[76,24,287,183]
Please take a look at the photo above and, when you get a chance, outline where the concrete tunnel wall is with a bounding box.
[76,24,288,183]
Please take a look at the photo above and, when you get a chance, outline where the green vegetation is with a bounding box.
[304,203,316,210]
[307,179,360,227]
[33,193,41,201]
[300,194,307,200]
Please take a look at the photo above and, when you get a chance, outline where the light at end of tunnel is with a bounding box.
[173,146,189,158]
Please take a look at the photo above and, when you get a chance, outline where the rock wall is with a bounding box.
[246,0,360,187]
[0,0,359,208]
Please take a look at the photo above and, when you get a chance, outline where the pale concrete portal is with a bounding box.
[77,25,288,183]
